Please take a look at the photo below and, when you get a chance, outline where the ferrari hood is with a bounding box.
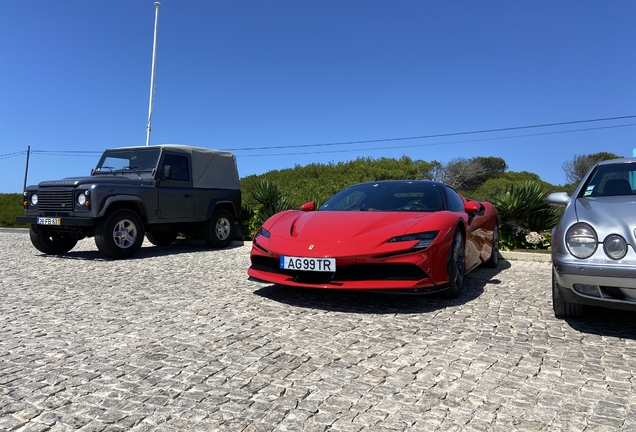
[266,210,441,242]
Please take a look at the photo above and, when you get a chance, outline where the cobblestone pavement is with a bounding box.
[1,231,636,432]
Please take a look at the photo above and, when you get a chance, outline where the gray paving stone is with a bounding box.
[2,232,636,430]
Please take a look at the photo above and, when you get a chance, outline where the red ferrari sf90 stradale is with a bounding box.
[248,180,499,297]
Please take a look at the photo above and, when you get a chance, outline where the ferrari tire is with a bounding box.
[29,225,78,255]
[483,224,499,268]
[202,210,234,249]
[442,227,466,299]
[95,209,145,259]
[146,231,178,247]
[552,268,585,318]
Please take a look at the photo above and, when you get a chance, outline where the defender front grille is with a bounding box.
[38,188,74,212]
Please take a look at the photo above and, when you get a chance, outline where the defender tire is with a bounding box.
[29,225,78,255]
[146,231,178,247]
[202,209,234,249]
[95,209,145,259]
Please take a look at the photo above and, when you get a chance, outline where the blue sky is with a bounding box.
[2,1,635,193]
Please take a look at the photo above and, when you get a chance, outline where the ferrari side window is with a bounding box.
[445,187,464,212]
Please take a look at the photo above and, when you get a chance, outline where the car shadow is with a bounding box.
[564,307,636,340]
[253,260,511,315]
[36,242,245,261]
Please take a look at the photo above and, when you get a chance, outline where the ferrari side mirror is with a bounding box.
[300,202,316,211]
[464,201,480,214]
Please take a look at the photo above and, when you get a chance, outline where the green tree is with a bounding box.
[562,152,622,185]
[0,193,28,228]
[431,156,507,191]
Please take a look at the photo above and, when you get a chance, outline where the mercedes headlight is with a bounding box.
[565,223,597,259]
[603,234,628,260]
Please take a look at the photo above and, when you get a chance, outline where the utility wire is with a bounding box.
[224,115,636,151]
[4,114,636,158]
[236,123,636,158]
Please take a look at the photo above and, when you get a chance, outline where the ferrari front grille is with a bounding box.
[250,256,427,284]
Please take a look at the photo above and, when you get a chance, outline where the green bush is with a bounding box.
[492,181,561,251]
[0,193,28,228]
[243,179,296,239]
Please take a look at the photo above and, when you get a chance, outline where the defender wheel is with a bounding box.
[146,231,178,247]
[441,227,466,299]
[202,209,234,248]
[483,224,499,268]
[29,225,78,255]
[552,268,585,318]
[95,209,145,259]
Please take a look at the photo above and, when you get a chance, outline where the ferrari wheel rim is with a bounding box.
[451,232,465,287]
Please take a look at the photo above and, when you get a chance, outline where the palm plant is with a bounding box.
[492,180,561,250]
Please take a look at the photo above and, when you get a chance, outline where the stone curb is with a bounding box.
[499,250,552,262]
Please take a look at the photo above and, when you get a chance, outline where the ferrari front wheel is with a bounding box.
[442,227,466,299]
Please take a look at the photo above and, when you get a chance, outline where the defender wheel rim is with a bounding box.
[216,218,231,241]
[113,219,138,249]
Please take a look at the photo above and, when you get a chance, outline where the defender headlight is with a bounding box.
[77,193,87,206]
[30,194,38,206]
[604,234,628,260]
[388,231,439,250]
[565,223,597,259]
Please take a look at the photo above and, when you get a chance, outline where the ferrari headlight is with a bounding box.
[603,234,628,260]
[30,193,38,206]
[565,223,597,259]
[254,227,271,242]
[388,231,439,250]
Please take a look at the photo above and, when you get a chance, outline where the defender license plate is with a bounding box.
[37,217,61,226]
[280,256,336,272]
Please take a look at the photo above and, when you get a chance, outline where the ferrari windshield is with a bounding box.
[94,148,161,174]
[580,162,636,197]
[319,181,445,212]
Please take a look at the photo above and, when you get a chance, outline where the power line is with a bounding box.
[237,123,636,158]
[4,114,636,159]
[0,151,27,160]
[225,115,636,152]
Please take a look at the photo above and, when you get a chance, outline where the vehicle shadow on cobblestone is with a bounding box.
[566,307,636,340]
[38,243,243,261]
[254,261,510,314]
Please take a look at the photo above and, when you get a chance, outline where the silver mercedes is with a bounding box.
[548,157,636,318]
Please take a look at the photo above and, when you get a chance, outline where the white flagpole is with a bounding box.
[146,2,161,146]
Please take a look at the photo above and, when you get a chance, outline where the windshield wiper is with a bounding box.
[114,166,141,175]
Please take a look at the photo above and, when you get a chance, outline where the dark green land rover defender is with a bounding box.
[17,145,242,259]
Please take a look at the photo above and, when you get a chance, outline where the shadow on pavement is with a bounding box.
[565,307,636,340]
[253,260,511,315]
[34,242,244,261]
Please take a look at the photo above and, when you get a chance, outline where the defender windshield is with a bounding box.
[94,148,161,174]
[319,182,444,212]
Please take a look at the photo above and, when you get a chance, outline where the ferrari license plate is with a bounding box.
[280,256,336,272]
[36,217,61,226]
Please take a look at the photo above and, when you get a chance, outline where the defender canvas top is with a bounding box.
[104,144,240,190]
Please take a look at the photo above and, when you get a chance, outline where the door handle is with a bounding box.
[184,193,194,198]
